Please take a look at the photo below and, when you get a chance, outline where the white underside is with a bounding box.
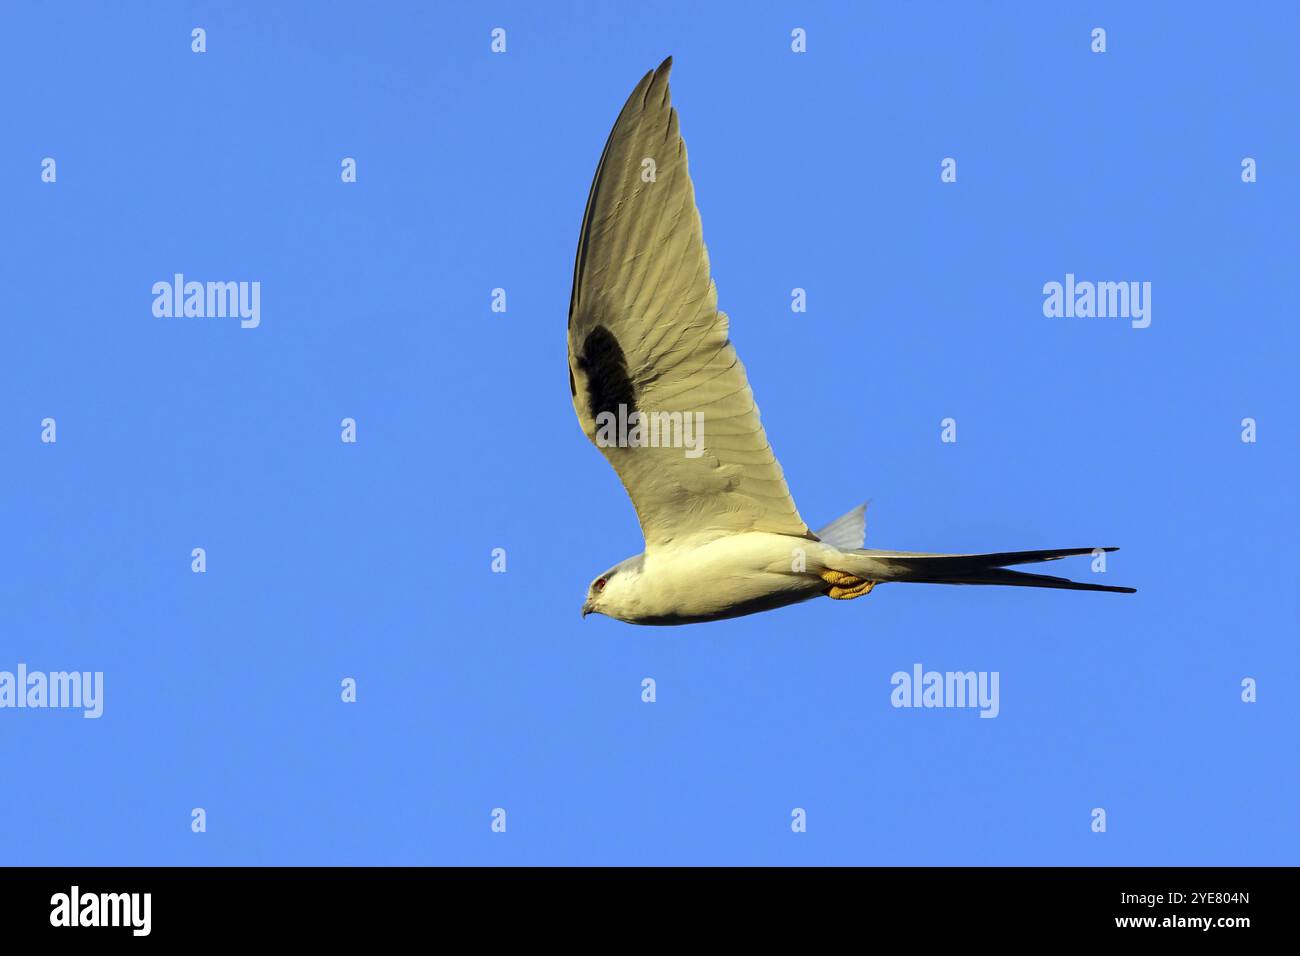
[601,532,863,625]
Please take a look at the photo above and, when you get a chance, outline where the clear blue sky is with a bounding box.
[2,1,1296,865]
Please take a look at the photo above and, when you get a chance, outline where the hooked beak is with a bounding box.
[581,600,593,619]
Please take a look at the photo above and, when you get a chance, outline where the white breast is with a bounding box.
[626,533,833,624]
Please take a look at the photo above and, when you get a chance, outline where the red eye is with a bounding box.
[594,577,607,592]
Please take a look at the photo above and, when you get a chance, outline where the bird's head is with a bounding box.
[581,555,644,621]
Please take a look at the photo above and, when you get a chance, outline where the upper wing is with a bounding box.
[567,57,813,552]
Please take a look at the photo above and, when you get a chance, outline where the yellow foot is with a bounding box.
[820,570,877,600]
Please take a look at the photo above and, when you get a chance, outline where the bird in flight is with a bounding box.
[568,58,1134,625]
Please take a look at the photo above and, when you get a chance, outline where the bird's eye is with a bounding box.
[594,577,607,592]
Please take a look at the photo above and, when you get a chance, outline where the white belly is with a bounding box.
[628,532,833,625]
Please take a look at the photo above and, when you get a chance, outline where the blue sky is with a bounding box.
[2,1,1296,865]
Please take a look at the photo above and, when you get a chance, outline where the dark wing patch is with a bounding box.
[577,325,637,421]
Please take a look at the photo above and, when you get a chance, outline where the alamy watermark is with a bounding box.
[891,663,999,718]
[152,274,260,328]
[50,886,150,936]
[594,403,705,459]
[1043,273,1151,328]
[0,664,103,718]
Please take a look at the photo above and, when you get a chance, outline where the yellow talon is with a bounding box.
[819,570,877,600]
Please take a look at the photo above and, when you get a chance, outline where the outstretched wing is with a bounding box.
[567,57,812,551]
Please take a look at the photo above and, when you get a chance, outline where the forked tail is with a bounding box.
[846,546,1136,594]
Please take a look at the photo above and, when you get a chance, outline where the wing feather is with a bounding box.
[567,58,812,551]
